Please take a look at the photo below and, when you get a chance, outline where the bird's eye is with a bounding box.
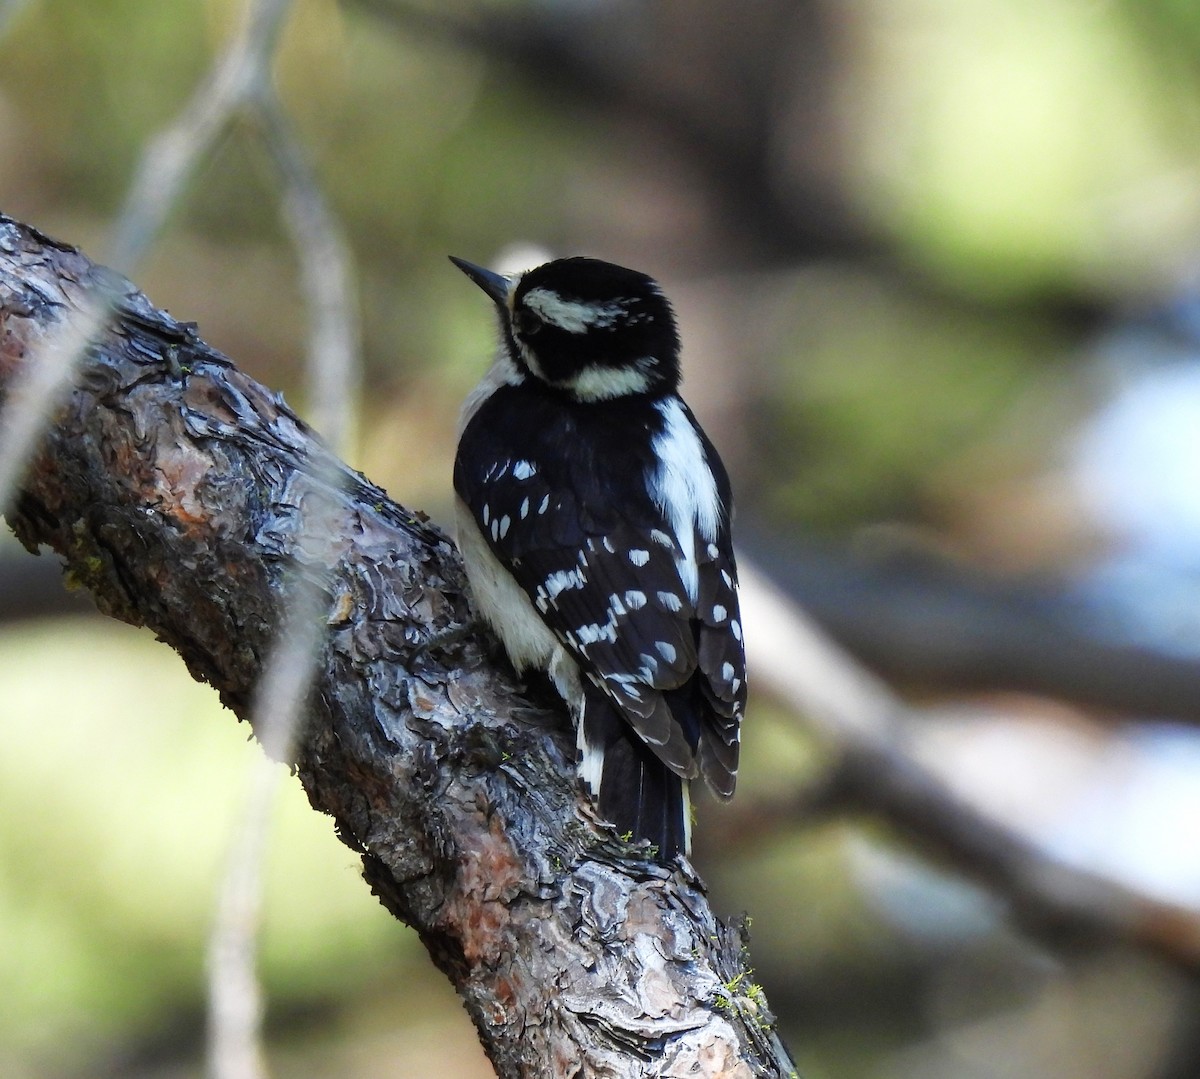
[514,309,543,337]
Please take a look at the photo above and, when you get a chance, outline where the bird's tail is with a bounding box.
[577,695,691,860]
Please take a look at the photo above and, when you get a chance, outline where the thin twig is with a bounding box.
[255,90,362,458]
[107,0,294,274]
[207,757,278,1079]
[0,0,32,39]
[207,482,345,1079]
[0,286,114,516]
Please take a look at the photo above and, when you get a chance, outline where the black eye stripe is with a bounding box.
[515,309,543,335]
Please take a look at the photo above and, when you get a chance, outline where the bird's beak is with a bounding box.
[449,256,511,307]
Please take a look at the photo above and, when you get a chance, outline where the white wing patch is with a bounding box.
[649,398,722,602]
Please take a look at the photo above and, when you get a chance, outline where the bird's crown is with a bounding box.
[452,255,681,401]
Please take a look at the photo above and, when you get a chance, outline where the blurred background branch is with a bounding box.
[107,0,292,273]
[736,567,1200,970]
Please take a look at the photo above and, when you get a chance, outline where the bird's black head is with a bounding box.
[450,255,681,401]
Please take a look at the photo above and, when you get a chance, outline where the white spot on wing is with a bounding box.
[656,641,677,663]
[544,567,586,600]
[571,581,642,646]
[624,590,647,609]
[520,497,530,519]
[712,604,726,622]
[576,620,618,646]
[657,590,683,612]
[629,549,650,567]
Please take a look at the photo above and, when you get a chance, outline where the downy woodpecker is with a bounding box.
[450,254,744,859]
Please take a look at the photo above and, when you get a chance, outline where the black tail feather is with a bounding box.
[579,695,690,859]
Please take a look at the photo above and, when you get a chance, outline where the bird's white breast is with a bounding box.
[454,496,583,706]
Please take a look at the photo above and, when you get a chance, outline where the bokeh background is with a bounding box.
[3,0,1200,1076]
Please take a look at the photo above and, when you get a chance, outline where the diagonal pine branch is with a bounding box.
[0,214,798,1078]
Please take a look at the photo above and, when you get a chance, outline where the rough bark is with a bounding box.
[0,214,796,1078]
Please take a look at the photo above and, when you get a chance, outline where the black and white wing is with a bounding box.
[454,386,745,851]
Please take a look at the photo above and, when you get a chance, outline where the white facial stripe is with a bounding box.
[523,287,630,334]
[565,361,654,401]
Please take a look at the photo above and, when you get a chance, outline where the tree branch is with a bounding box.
[747,534,1200,727]
[737,565,1200,971]
[0,214,797,1078]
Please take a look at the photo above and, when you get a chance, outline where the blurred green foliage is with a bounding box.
[851,0,1200,297]
[760,270,1064,529]
[0,617,412,1073]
